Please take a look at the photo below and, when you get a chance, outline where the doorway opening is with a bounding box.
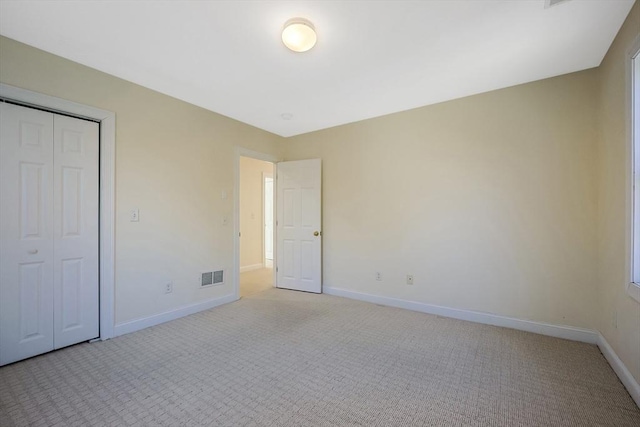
[239,156,275,297]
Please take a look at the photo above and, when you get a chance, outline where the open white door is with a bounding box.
[276,159,322,293]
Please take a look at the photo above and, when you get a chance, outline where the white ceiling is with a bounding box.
[0,0,635,137]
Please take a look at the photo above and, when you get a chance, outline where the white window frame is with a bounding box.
[629,36,640,303]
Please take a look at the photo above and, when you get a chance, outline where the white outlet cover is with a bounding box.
[130,209,139,222]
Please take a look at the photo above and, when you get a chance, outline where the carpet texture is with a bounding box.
[1,288,639,426]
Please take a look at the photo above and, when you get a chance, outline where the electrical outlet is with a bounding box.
[375,272,382,281]
[130,209,139,222]
[165,282,173,294]
[406,275,414,285]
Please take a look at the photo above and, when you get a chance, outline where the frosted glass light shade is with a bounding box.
[282,18,317,53]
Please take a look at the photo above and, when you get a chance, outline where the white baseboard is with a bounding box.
[324,287,598,344]
[597,333,640,408]
[114,294,237,337]
[240,263,263,273]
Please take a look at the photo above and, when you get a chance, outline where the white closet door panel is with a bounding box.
[0,103,55,366]
[53,115,99,349]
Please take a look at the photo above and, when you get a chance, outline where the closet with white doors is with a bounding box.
[0,102,99,366]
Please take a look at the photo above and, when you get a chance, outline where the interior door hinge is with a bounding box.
[276,267,278,272]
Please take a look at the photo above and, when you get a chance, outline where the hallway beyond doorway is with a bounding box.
[240,267,273,297]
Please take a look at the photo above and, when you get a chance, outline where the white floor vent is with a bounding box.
[201,270,224,287]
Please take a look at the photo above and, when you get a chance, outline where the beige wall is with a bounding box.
[240,157,273,269]
[596,1,640,384]
[0,36,283,324]
[284,69,600,330]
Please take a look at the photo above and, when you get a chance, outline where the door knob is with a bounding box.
[27,249,38,254]
[314,231,320,236]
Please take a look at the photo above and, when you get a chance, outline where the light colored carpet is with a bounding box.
[1,288,639,426]
[240,267,273,297]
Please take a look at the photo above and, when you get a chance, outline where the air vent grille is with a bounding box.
[201,270,224,287]
[201,272,213,286]
[213,270,224,284]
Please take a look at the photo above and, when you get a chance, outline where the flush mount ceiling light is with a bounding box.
[282,18,317,53]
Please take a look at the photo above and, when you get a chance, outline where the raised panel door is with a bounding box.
[0,102,55,366]
[53,114,99,349]
[276,159,322,293]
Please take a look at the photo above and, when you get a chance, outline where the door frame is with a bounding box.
[0,83,116,341]
[262,171,274,266]
[234,147,279,300]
